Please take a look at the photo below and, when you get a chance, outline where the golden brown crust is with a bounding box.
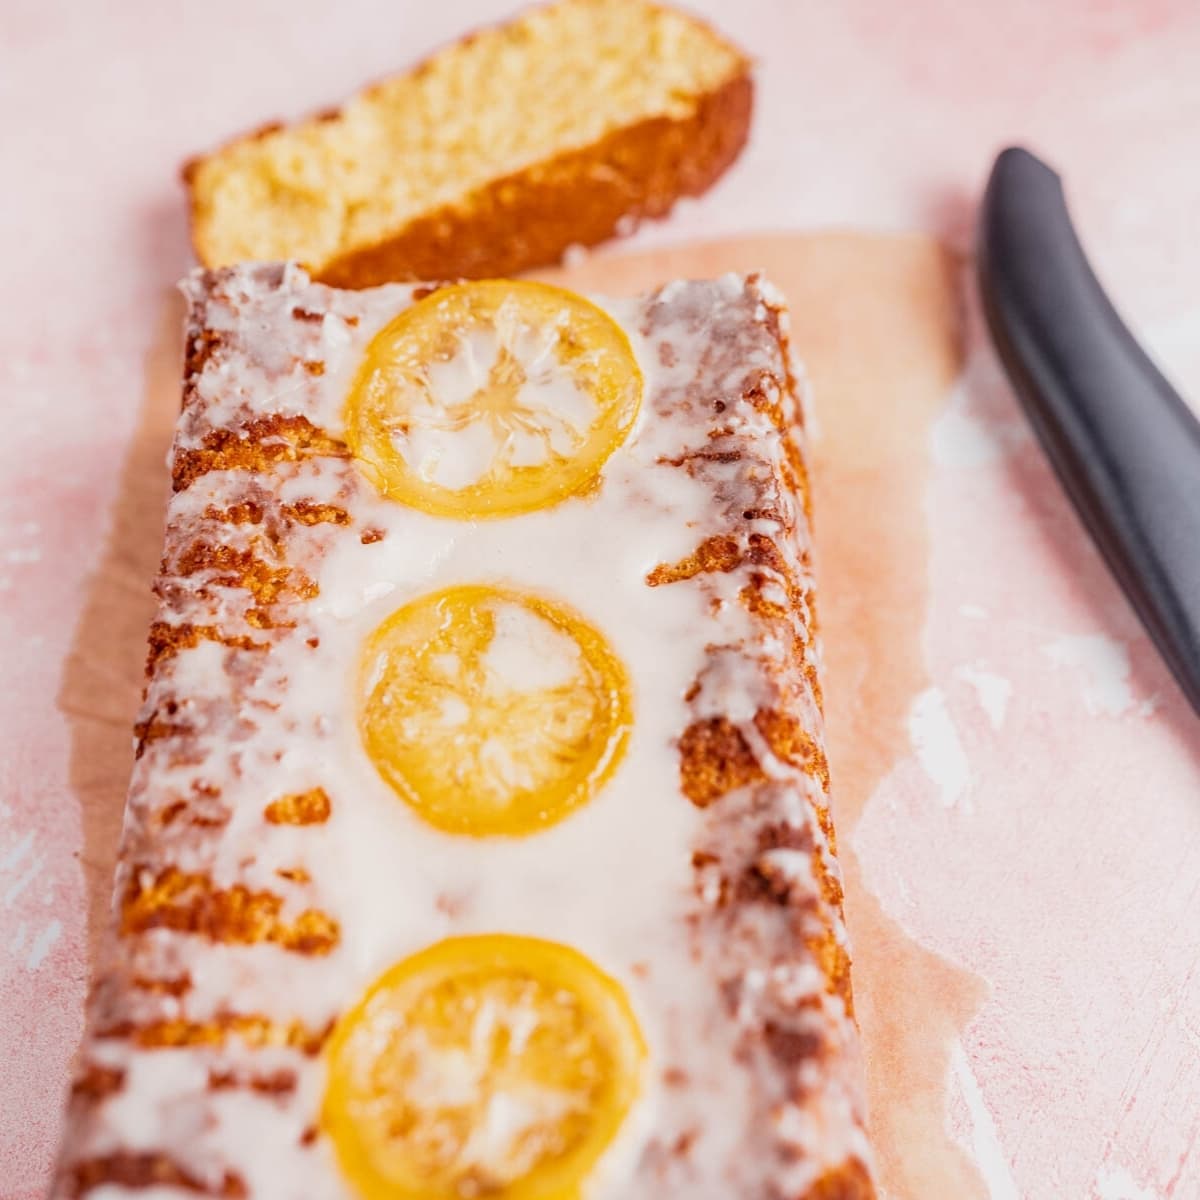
[63,1153,247,1198]
[146,621,267,674]
[94,1012,332,1055]
[93,1012,333,1060]
[312,69,752,288]
[119,866,339,954]
[802,1159,877,1200]
[678,714,766,806]
[263,787,332,826]
[69,1063,126,1104]
[171,414,348,492]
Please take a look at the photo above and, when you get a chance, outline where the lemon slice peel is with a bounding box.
[323,934,647,1200]
[344,280,643,519]
[358,584,632,837]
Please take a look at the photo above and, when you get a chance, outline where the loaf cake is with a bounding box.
[53,266,873,1198]
[183,0,752,288]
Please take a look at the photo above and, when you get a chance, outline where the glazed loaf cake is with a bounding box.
[54,265,873,1199]
[184,0,752,287]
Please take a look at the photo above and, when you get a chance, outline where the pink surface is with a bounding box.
[4,2,1200,1198]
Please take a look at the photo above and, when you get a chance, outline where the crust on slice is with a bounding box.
[183,0,753,287]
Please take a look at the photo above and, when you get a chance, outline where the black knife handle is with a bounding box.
[978,146,1200,718]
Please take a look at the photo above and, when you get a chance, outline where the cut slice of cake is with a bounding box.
[183,0,752,288]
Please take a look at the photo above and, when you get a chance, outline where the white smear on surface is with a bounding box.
[960,604,989,620]
[955,665,1012,731]
[1093,1161,1162,1200]
[25,919,61,970]
[1041,634,1145,717]
[0,830,34,872]
[950,1042,1020,1200]
[931,400,1003,467]
[3,852,44,907]
[1142,309,1200,371]
[908,687,971,809]
[1,831,45,908]
[930,384,1029,469]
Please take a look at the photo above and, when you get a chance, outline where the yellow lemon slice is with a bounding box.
[323,935,646,1200]
[344,280,642,518]
[358,584,631,836]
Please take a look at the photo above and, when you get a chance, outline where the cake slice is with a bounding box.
[183,0,752,288]
[54,266,873,1198]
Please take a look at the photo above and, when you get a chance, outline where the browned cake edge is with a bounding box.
[312,68,753,288]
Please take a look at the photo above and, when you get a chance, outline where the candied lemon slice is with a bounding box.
[324,935,646,1200]
[358,584,631,836]
[344,280,642,518]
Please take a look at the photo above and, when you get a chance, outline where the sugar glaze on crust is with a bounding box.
[52,264,874,1199]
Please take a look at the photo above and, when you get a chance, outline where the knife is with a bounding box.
[978,145,1200,718]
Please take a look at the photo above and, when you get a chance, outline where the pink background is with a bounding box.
[4,2,1200,1198]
